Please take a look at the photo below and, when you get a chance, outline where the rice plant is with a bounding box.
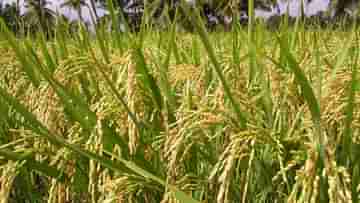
[1,1,360,203]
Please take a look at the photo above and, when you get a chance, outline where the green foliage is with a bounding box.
[0,5,360,203]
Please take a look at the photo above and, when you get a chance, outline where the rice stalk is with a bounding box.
[0,161,23,203]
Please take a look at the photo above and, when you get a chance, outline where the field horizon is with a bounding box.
[1,5,360,202]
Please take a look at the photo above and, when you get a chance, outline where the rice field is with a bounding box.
[1,7,360,203]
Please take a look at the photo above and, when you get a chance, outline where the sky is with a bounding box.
[253,0,330,20]
[277,0,330,17]
[0,0,335,21]
[0,0,107,24]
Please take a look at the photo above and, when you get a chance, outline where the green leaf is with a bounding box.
[325,30,355,95]
[0,86,122,173]
[0,19,40,87]
[157,18,178,121]
[0,149,66,182]
[180,3,247,129]
[171,187,201,203]
[54,21,69,59]
[89,48,143,131]
[37,33,57,73]
[101,119,130,159]
[279,37,321,127]
[278,36,325,186]
[340,38,359,167]
[0,86,163,187]
[132,46,163,110]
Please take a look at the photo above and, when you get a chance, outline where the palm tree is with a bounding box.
[89,0,99,22]
[99,0,144,31]
[23,0,56,33]
[0,2,18,32]
[16,0,20,21]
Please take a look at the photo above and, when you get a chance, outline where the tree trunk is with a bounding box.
[78,6,84,23]
[89,0,99,22]
[40,0,45,31]
[16,0,19,15]
[16,0,20,33]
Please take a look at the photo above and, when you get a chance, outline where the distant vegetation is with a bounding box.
[1,0,360,203]
[0,0,360,35]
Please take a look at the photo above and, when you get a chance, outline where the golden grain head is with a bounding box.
[1,25,360,203]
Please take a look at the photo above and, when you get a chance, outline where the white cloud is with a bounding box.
[277,0,330,17]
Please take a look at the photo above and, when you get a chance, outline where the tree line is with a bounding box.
[0,0,358,35]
